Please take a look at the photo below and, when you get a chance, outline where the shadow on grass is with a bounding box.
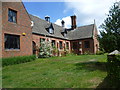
[95,75,120,89]
[75,61,120,89]
[75,61,107,72]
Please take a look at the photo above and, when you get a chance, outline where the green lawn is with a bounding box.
[2,55,108,88]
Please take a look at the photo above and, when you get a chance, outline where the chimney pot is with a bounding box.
[61,20,65,27]
[45,15,50,22]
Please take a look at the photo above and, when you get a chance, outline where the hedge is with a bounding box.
[107,54,120,87]
[2,55,36,66]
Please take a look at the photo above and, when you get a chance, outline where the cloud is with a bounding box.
[64,0,116,29]
[55,16,71,28]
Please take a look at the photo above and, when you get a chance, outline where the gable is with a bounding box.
[2,2,31,27]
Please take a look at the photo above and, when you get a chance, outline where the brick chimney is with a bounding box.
[71,15,77,29]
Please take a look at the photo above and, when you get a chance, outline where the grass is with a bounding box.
[2,55,108,88]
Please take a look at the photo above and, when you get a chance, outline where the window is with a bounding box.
[51,40,55,47]
[64,33,67,37]
[8,9,17,23]
[49,28,53,34]
[84,41,90,48]
[40,38,45,44]
[59,41,63,49]
[5,34,20,49]
[73,42,77,49]
[66,42,69,49]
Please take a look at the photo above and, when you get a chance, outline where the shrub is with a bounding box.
[2,55,36,66]
[96,50,105,55]
[39,40,52,58]
[52,46,59,56]
[84,51,92,55]
[107,54,120,88]
[66,52,76,56]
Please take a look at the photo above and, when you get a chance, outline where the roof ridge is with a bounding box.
[77,24,94,28]
[30,14,64,29]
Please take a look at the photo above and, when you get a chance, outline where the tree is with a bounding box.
[99,2,120,53]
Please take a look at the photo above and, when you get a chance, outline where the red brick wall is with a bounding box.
[93,25,99,53]
[70,38,94,54]
[70,25,99,54]
[0,2,2,58]
[32,34,71,56]
[2,2,32,58]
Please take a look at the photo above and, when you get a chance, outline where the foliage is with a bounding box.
[63,48,69,56]
[2,55,36,66]
[84,51,92,55]
[99,2,120,53]
[52,46,59,56]
[66,52,76,56]
[39,40,52,58]
[96,50,105,55]
[107,54,120,87]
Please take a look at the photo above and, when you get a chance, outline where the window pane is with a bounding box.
[59,41,63,49]
[5,34,20,49]
[8,9,17,23]
[66,42,69,49]
[52,40,55,47]
[49,28,53,34]
[73,42,77,49]
[84,41,90,48]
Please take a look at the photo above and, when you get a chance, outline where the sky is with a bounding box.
[23,0,119,32]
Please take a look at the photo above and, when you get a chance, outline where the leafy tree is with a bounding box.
[99,2,120,53]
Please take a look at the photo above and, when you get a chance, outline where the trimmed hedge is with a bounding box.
[107,55,120,87]
[2,55,36,66]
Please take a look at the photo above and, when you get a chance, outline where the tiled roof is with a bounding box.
[29,14,65,39]
[67,24,94,40]
[30,14,95,40]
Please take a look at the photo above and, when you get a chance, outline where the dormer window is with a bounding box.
[8,9,17,23]
[64,33,67,37]
[49,28,54,34]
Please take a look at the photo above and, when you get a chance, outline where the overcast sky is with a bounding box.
[23,0,119,33]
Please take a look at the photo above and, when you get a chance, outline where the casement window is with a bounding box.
[59,41,63,49]
[51,40,55,47]
[8,9,17,23]
[5,34,20,49]
[84,41,90,48]
[73,42,77,49]
[66,42,69,49]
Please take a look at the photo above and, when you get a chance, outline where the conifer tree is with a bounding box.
[99,2,120,52]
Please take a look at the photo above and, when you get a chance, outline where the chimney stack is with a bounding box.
[45,15,50,22]
[71,15,77,29]
[61,20,65,27]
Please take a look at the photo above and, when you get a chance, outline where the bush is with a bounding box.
[2,55,36,66]
[66,52,77,56]
[107,54,120,88]
[96,50,105,55]
[84,51,92,55]
[39,40,52,58]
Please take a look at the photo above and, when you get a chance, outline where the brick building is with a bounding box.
[1,2,32,58]
[1,2,99,58]
[30,14,99,56]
